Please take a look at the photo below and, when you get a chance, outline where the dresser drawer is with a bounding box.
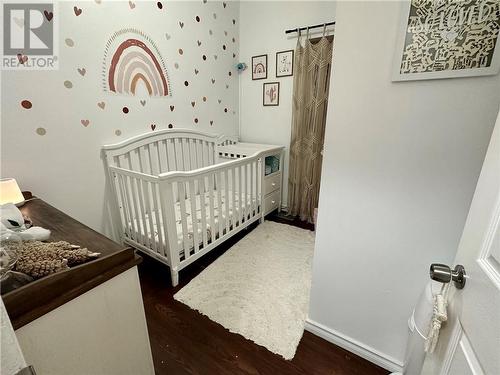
[264,172,281,195]
[264,190,280,215]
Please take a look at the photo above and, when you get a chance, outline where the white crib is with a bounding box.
[102,129,282,286]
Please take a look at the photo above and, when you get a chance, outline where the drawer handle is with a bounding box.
[271,200,276,204]
[271,182,276,187]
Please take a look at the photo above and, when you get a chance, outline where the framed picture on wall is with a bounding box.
[276,50,294,77]
[263,82,279,106]
[252,54,268,80]
[393,0,500,81]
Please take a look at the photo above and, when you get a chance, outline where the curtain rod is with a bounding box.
[285,21,335,34]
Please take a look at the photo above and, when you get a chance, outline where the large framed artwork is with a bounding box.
[393,0,500,81]
[252,54,268,80]
[263,82,279,106]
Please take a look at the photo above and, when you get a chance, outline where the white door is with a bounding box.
[421,108,500,375]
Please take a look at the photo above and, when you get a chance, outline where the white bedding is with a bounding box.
[127,190,257,256]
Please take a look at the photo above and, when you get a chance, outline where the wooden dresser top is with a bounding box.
[2,195,141,329]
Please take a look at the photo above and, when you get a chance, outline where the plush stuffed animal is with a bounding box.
[0,203,50,241]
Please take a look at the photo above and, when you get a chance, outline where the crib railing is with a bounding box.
[108,151,264,285]
[159,153,263,270]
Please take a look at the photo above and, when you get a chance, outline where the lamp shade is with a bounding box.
[0,178,25,206]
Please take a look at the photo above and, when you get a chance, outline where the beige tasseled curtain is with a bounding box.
[288,33,333,223]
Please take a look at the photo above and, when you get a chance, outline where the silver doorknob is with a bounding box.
[430,264,466,289]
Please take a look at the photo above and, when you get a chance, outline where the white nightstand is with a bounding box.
[217,142,285,216]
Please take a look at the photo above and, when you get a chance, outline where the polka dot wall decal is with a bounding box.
[157,2,163,9]
[233,53,236,58]
[224,108,228,113]
[174,62,179,69]
[223,2,227,8]
[224,31,228,36]
[223,44,226,50]
[214,54,217,60]
[213,13,216,19]
[184,80,189,86]
[203,96,207,102]
[122,106,129,114]
[168,124,173,129]
[178,48,183,55]
[218,99,221,103]
[210,120,213,126]
[64,80,73,89]
[232,37,235,43]
[194,118,198,124]
[228,71,232,76]
[65,38,74,47]
[36,127,47,136]
[115,129,122,136]
[195,16,200,22]
[233,19,236,25]
[21,100,32,109]
[209,29,213,35]
[202,55,207,61]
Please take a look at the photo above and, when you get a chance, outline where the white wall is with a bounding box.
[308,0,500,369]
[239,1,336,207]
[1,0,239,237]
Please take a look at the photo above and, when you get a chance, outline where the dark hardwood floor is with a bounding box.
[138,215,389,375]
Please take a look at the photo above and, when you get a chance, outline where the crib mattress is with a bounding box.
[127,190,257,257]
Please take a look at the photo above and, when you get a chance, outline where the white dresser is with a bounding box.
[217,142,285,216]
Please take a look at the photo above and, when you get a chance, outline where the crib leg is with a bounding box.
[170,268,179,287]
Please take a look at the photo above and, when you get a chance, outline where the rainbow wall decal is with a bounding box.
[103,29,171,97]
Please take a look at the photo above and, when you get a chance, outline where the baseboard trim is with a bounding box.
[305,319,404,373]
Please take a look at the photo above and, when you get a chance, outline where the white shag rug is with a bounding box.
[174,221,315,360]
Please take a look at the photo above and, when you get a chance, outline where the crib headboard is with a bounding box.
[102,129,219,175]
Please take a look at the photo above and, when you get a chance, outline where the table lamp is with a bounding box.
[0,178,25,206]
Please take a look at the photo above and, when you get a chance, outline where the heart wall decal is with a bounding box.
[44,10,53,21]
[81,119,90,127]
[140,100,146,106]
[97,101,105,109]
[129,1,136,9]
[73,6,82,16]
[77,68,86,76]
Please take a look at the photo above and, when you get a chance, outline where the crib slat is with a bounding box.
[215,172,224,238]
[198,177,208,248]
[188,180,200,254]
[127,175,143,244]
[249,162,254,218]
[224,170,230,234]
[174,138,183,171]
[135,176,149,247]
[142,180,157,253]
[240,165,244,225]
[151,182,165,256]
[207,174,216,241]
[178,181,189,256]
[116,173,131,239]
